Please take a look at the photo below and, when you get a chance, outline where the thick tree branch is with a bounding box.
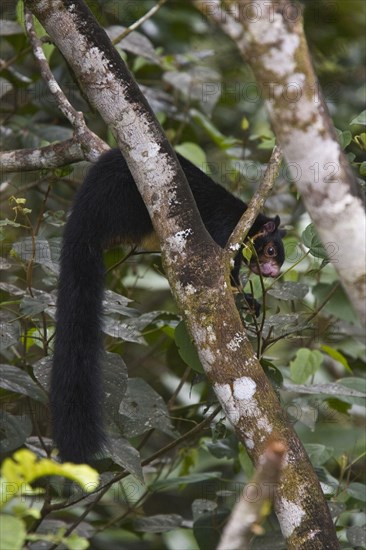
[235,0,364,326]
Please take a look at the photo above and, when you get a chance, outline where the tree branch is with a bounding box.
[226,144,283,257]
[24,7,108,161]
[217,441,287,550]
[232,0,365,326]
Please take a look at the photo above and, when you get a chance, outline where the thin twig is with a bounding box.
[112,0,168,43]
[226,145,283,257]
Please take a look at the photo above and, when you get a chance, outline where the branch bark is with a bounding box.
[217,440,287,550]
[199,0,365,326]
[25,1,339,547]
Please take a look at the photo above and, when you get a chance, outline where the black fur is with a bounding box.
[52,148,285,463]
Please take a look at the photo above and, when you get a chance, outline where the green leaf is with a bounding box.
[304,444,333,466]
[134,514,183,533]
[290,348,324,384]
[301,224,328,259]
[2,449,99,496]
[175,142,207,168]
[0,364,47,402]
[205,435,239,460]
[0,218,21,228]
[190,109,239,148]
[312,283,358,324]
[0,515,26,550]
[346,482,366,502]
[267,281,308,301]
[152,472,221,491]
[63,533,90,550]
[321,345,352,372]
[175,321,203,373]
[336,129,352,149]
[350,110,366,125]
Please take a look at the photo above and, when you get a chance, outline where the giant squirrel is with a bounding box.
[51,148,286,463]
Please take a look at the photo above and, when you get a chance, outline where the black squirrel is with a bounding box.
[51,148,285,463]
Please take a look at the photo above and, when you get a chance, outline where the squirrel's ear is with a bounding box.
[263,220,276,234]
[274,215,281,227]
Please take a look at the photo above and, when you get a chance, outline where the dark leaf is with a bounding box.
[192,499,217,521]
[205,436,239,460]
[346,482,366,503]
[175,320,203,373]
[267,281,308,301]
[0,364,47,402]
[346,525,366,547]
[0,321,20,351]
[152,472,221,491]
[134,514,183,533]
[193,509,230,550]
[108,437,143,482]
[118,378,174,438]
[0,411,32,452]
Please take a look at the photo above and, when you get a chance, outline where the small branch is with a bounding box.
[226,145,283,257]
[0,140,88,173]
[24,7,108,161]
[194,0,249,56]
[217,440,287,550]
[112,0,167,43]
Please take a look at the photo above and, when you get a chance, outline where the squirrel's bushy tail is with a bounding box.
[51,234,105,463]
[51,149,153,463]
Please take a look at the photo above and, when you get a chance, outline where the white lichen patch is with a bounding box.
[214,383,240,424]
[202,348,215,368]
[185,284,197,295]
[129,141,161,165]
[257,416,272,434]
[166,228,193,254]
[244,437,254,449]
[266,33,299,77]
[233,376,256,400]
[248,12,299,77]
[191,321,209,347]
[226,332,246,351]
[277,497,306,537]
[206,325,217,343]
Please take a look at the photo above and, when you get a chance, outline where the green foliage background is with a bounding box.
[1,1,365,549]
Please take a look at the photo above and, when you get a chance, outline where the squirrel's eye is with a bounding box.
[265,245,276,257]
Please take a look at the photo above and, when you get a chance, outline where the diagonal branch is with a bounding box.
[24,7,108,162]
[226,145,283,258]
